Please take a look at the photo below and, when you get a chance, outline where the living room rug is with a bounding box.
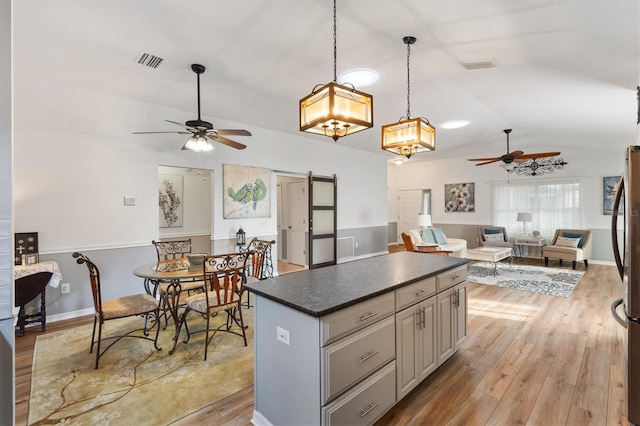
[466,263,584,297]
[28,309,254,425]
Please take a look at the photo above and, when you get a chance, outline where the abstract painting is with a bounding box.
[223,164,271,218]
[444,182,475,212]
[159,174,183,227]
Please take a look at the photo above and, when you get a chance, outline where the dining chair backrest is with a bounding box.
[72,252,102,315]
[203,252,251,308]
[152,239,192,260]
[246,237,276,280]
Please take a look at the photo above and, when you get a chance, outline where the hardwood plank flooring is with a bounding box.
[15,247,628,425]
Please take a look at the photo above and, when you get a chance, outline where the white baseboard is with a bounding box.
[47,307,94,323]
[250,410,273,426]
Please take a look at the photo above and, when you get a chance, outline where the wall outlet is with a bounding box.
[276,326,290,345]
[61,283,70,294]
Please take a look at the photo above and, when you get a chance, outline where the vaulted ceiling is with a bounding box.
[13,0,640,163]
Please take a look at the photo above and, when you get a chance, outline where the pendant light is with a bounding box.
[299,0,373,142]
[381,36,435,158]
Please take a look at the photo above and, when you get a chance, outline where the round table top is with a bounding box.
[132,261,204,280]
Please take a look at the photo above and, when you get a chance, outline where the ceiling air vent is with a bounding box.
[135,52,164,69]
[461,57,498,70]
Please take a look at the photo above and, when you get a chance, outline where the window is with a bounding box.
[491,178,583,241]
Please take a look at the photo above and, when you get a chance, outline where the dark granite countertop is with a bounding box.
[245,251,468,317]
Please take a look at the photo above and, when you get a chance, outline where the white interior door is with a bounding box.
[288,181,307,266]
[398,190,423,241]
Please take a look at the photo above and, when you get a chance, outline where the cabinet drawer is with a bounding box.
[321,316,395,404]
[395,276,436,311]
[320,292,394,346]
[322,361,396,426]
[437,265,466,292]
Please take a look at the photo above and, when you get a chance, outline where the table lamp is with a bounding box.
[517,212,532,236]
[418,214,432,229]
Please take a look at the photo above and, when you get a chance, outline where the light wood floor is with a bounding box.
[16,247,628,425]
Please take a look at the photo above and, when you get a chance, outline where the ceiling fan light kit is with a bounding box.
[299,0,373,142]
[382,36,435,159]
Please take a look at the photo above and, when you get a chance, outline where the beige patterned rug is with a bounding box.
[28,309,254,425]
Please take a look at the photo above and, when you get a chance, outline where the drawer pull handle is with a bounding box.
[416,290,426,297]
[359,312,378,321]
[359,350,379,363]
[360,402,380,417]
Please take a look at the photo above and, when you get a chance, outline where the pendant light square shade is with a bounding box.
[300,82,373,139]
[381,117,436,157]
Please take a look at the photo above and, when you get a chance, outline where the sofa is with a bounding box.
[542,229,592,269]
[406,228,467,258]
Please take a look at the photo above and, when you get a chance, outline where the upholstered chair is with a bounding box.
[478,226,512,248]
[543,229,592,269]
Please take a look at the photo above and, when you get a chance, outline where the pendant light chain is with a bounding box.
[333,0,337,82]
[406,39,411,119]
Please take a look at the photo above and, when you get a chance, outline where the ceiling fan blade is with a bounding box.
[165,120,196,132]
[507,150,524,159]
[475,159,502,166]
[215,129,252,136]
[132,131,191,135]
[467,156,501,162]
[207,135,247,150]
[518,151,561,160]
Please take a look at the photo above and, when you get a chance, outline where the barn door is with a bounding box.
[308,173,337,269]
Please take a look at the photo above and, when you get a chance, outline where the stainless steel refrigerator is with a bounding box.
[611,145,640,425]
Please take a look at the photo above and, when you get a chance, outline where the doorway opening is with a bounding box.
[276,175,308,271]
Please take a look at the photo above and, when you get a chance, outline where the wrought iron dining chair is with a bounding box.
[174,252,251,360]
[243,237,275,307]
[151,239,205,328]
[72,252,161,369]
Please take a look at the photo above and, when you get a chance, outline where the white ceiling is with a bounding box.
[13,0,640,163]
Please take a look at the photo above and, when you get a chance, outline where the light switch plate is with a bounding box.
[123,196,136,206]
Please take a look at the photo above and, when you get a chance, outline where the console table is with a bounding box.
[513,237,546,258]
[14,261,61,336]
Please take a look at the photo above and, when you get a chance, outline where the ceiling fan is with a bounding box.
[133,63,251,152]
[467,129,560,168]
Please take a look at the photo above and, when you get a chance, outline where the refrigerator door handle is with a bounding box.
[611,298,628,329]
[611,175,625,282]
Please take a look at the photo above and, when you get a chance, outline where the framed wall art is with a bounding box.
[159,174,183,227]
[603,175,623,215]
[223,164,271,219]
[444,182,475,212]
[15,232,39,265]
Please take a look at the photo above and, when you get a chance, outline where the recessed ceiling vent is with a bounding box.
[135,52,164,69]
[461,57,498,70]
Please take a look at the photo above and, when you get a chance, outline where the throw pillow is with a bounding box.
[420,229,436,244]
[484,233,504,242]
[430,228,448,245]
[409,230,424,245]
[555,236,581,248]
[562,232,584,248]
[484,228,502,234]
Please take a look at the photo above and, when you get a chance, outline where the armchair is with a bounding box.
[478,226,512,248]
[542,229,592,269]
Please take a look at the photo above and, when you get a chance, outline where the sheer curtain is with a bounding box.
[491,178,583,242]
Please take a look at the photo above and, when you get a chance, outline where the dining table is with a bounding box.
[132,262,205,354]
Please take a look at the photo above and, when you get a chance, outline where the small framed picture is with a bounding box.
[25,254,39,265]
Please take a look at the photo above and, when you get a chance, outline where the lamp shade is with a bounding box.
[418,214,432,228]
[381,117,436,158]
[517,212,532,222]
[299,82,373,141]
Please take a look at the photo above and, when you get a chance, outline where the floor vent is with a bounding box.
[461,57,498,70]
[337,237,355,259]
[135,52,164,69]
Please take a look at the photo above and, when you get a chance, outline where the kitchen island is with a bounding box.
[245,251,469,426]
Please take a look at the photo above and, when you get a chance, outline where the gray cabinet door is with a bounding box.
[437,288,455,365]
[395,305,418,399]
[417,297,437,381]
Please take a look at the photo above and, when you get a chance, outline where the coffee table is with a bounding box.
[466,247,513,275]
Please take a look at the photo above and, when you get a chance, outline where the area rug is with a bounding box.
[466,263,584,297]
[28,309,254,425]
